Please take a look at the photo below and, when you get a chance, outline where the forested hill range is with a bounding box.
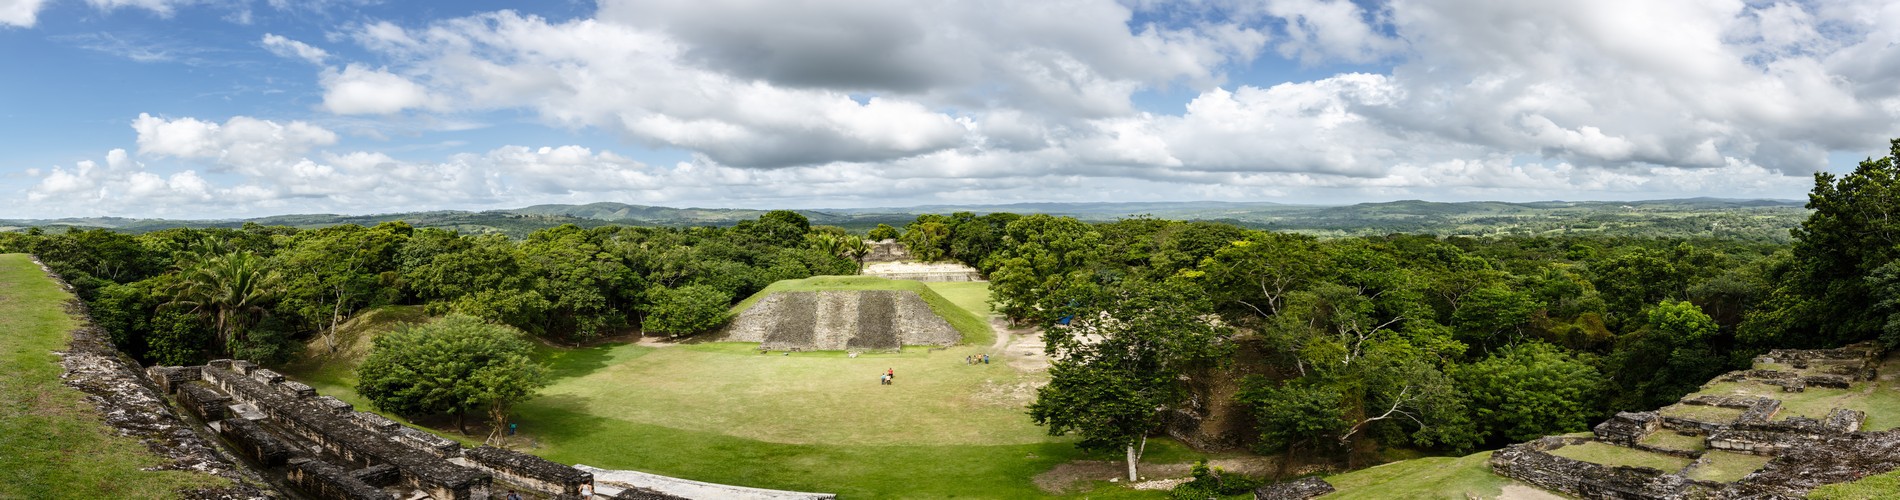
[0,197,1807,241]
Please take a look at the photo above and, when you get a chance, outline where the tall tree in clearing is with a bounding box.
[357,314,550,434]
[1029,275,1232,482]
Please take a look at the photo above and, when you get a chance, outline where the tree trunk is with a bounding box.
[456,412,468,435]
[327,288,344,352]
[216,309,229,355]
[1125,444,1139,482]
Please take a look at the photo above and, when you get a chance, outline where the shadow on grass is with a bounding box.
[509,400,1154,499]
[536,342,635,379]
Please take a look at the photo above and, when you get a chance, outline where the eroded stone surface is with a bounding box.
[39,257,277,499]
[1494,341,1896,499]
[1250,476,1334,500]
[721,290,961,351]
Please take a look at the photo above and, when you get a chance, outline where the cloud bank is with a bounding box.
[19,0,1900,217]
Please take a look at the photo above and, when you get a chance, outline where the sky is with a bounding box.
[3,0,1899,219]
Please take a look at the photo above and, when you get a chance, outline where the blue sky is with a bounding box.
[3,0,1897,219]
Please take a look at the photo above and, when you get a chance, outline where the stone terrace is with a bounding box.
[1490,341,1899,499]
[150,359,598,500]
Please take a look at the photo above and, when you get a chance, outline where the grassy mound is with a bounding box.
[278,305,433,423]
[731,276,994,346]
[0,254,229,497]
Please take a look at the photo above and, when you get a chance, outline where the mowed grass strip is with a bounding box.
[1659,403,1745,424]
[1639,431,1708,453]
[1323,451,1527,499]
[1859,354,1900,431]
[1548,441,1691,472]
[531,340,1053,446]
[731,276,994,346]
[1809,468,1900,499]
[0,254,229,498]
[1686,451,1771,483]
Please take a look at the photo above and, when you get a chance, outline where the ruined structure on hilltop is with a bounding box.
[719,290,962,351]
[1490,341,1900,499]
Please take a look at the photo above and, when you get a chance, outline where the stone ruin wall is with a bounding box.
[1491,341,1900,499]
[1489,436,1711,499]
[720,290,962,351]
[861,239,909,263]
[33,256,278,499]
[151,359,616,500]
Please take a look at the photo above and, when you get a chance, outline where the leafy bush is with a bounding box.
[357,314,549,432]
[1170,460,1260,499]
[644,285,732,336]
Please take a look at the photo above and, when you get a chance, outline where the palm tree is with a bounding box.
[169,251,283,356]
[840,237,871,273]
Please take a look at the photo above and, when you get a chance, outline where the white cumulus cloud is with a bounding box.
[261,33,328,64]
[132,113,340,170]
[0,0,48,27]
[320,64,433,115]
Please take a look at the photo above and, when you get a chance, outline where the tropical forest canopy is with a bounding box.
[8,139,1900,462]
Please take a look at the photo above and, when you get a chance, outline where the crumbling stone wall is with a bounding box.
[155,357,622,500]
[1251,476,1333,499]
[286,457,391,500]
[1717,429,1900,497]
[196,360,493,499]
[1496,341,1893,499]
[1593,412,1660,446]
[862,239,909,263]
[1489,437,1696,499]
[37,256,277,499]
[463,445,594,497]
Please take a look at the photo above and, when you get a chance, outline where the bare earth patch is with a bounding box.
[1032,456,1280,494]
[1498,484,1567,500]
[999,319,1052,372]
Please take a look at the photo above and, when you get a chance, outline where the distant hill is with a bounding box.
[0,198,1808,241]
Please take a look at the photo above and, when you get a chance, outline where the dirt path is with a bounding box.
[992,318,1051,372]
[1497,484,1566,499]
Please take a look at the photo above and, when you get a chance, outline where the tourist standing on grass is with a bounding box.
[887,367,894,380]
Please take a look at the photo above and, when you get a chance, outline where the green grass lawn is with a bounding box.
[1659,403,1745,424]
[1638,431,1708,453]
[730,275,994,346]
[1857,355,1900,432]
[0,254,230,498]
[1688,381,1868,422]
[1323,451,1531,499]
[1548,441,1691,472]
[282,276,1199,498]
[1808,468,1900,499]
[1685,451,1771,483]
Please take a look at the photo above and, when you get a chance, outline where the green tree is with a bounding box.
[900,221,951,262]
[867,224,900,241]
[357,314,550,434]
[168,251,283,356]
[1029,276,1232,481]
[1786,138,1900,345]
[277,224,407,352]
[1607,300,1732,409]
[644,285,733,335]
[1453,342,1603,443]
